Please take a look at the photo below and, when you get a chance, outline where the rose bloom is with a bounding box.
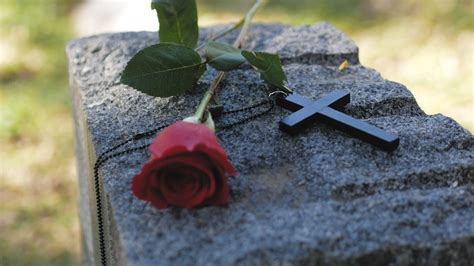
[132,121,236,209]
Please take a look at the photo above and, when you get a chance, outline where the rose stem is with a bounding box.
[195,18,245,52]
[194,0,268,123]
[196,18,245,112]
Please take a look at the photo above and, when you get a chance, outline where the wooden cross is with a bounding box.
[276,90,400,151]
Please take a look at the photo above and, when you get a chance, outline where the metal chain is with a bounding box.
[92,124,168,266]
[217,98,273,130]
[92,97,274,266]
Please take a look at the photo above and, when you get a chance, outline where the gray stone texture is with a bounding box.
[67,22,474,265]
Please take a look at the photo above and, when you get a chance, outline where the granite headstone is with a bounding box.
[67,23,474,265]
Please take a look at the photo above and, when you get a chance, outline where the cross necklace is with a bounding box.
[275,90,400,151]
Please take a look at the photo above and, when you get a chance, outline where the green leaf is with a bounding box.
[151,0,199,48]
[241,51,288,91]
[205,41,246,71]
[120,43,206,97]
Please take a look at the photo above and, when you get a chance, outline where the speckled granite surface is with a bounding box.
[67,22,474,266]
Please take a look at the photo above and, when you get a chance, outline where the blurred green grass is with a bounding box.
[0,0,472,265]
[0,0,80,265]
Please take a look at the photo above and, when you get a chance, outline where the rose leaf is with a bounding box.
[241,50,288,91]
[205,41,246,71]
[151,0,199,48]
[120,43,206,97]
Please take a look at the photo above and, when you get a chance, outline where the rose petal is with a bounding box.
[148,154,217,208]
[194,144,236,176]
[163,153,217,195]
[147,186,168,209]
[159,158,215,207]
[160,173,208,209]
[160,168,201,201]
[149,121,218,157]
[149,122,236,176]
[205,167,229,206]
[182,179,209,209]
[132,158,158,200]
[165,169,200,195]
[133,153,211,194]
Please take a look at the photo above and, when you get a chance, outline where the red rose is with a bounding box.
[132,121,236,209]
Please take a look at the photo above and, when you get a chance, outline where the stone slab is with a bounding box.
[67,23,474,265]
[206,22,360,65]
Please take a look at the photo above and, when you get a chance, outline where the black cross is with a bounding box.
[276,90,399,151]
